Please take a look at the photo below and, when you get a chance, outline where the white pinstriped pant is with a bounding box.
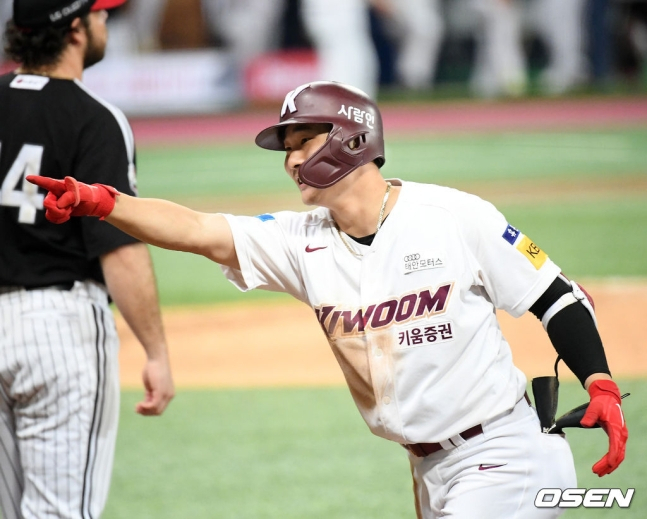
[0,281,119,519]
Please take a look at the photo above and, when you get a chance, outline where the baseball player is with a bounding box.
[29,81,628,518]
[0,1,174,518]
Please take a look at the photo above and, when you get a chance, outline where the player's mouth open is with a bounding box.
[292,172,305,188]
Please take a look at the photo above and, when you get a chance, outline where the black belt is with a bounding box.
[403,392,532,458]
[404,424,483,457]
[26,282,75,291]
[0,282,75,293]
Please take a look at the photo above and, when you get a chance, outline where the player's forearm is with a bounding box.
[107,194,203,253]
[102,242,175,416]
[107,194,238,267]
[100,242,170,360]
[584,372,613,390]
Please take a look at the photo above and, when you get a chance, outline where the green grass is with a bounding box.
[137,128,647,198]
[137,127,647,305]
[105,380,644,518]
[501,199,647,278]
[385,130,647,183]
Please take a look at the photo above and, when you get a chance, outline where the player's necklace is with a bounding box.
[336,182,392,258]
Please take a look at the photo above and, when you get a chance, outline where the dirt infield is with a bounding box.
[117,280,647,388]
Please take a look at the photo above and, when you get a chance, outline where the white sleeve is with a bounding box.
[219,212,309,303]
[460,197,561,317]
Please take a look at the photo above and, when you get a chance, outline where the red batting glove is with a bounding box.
[27,175,118,224]
[580,379,628,477]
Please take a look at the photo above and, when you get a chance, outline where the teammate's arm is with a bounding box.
[101,242,175,415]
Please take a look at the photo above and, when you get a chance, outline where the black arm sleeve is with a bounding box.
[529,277,611,386]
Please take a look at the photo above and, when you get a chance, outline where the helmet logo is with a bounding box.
[338,105,375,129]
[280,84,310,117]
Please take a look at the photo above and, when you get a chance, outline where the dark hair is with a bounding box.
[3,17,86,69]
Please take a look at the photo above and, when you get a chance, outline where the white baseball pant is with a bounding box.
[0,281,120,519]
[408,396,577,518]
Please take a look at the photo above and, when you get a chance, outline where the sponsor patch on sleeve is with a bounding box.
[516,236,548,269]
[255,213,275,222]
[502,224,521,245]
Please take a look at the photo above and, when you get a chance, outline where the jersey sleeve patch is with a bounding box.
[516,235,548,270]
[255,213,275,222]
[502,224,521,245]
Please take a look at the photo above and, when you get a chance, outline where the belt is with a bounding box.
[404,423,483,457]
[26,282,75,291]
[403,392,532,458]
[0,282,75,294]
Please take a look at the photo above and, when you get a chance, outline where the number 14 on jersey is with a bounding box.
[0,143,45,224]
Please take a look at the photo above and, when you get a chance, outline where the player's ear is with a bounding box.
[68,17,85,44]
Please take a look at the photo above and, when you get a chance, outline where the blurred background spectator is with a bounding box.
[0,0,11,62]
[371,0,445,91]
[531,0,589,95]
[469,0,527,98]
[299,0,379,98]
[2,0,644,113]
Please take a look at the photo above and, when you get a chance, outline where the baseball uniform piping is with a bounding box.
[74,79,136,166]
[81,305,108,519]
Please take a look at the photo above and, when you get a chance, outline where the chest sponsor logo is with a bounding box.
[398,320,454,348]
[315,283,454,337]
[403,251,445,275]
[516,235,547,270]
[255,213,275,222]
[10,75,50,91]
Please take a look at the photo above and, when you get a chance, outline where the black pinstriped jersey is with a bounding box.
[0,72,140,288]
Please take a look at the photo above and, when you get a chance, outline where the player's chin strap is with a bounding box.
[531,357,630,434]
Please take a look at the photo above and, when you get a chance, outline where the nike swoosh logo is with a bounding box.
[478,463,507,471]
[305,245,328,253]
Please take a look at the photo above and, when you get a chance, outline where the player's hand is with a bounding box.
[580,379,628,477]
[136,356,175,416]
[26,175,119,223]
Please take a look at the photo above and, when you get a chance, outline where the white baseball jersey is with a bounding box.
[222,179,560,444]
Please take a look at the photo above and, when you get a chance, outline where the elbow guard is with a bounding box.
[540,274,597,330]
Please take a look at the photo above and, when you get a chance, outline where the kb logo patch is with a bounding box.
[516,236,547,270]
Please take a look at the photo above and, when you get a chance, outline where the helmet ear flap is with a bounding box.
[299,128,363,188]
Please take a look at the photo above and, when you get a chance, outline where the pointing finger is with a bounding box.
[26,175,67,196]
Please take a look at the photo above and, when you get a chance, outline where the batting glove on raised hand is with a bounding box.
[580,379,628,477]
[27,175,118,224]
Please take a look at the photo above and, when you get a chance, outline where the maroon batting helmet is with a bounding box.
[255,81,385,188]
